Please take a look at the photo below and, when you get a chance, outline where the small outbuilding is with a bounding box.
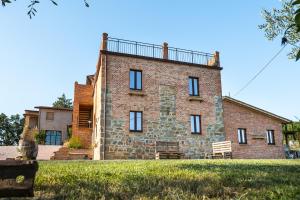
[223,96,291,159]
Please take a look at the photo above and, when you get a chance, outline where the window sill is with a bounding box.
[129,90,146,96]
[251,134,265,139]
[129,130,143,133]
[252,137,265,140]
[191,132,202,135]
[188,96,203,102]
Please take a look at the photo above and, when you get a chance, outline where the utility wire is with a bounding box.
[233,44,287,97]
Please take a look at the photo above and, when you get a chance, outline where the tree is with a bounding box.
[0,113,24,145]
[283,120,300,144]
[52,93,73,109]
[1,0,89,19]
[259,0,300,61]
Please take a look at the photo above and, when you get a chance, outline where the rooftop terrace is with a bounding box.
[100,33,220,68]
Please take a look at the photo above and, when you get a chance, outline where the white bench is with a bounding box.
[206,141,232,159]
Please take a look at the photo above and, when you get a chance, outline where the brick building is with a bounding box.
[72,75,94,148]
[223,97,290,158]
[23,107,73,145]
[72,33,291,160]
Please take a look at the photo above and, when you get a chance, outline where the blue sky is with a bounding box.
[0,0,299,120]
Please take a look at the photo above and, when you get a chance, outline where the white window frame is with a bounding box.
[266,130,275,145]
[238,128,247,144]
[190,115,201,134]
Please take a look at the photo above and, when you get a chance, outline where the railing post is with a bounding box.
[163,42,168,59]
[135,42,138,55]
[152,44,155,58]
[117,39,119,52]
[101,32,108,51]
[191,51,194,63]
[214,51,220,67]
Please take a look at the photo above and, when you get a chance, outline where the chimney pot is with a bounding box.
[101,33,108,50]
[163,42,168,59]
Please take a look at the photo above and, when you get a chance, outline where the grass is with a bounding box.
[34,160,300,199]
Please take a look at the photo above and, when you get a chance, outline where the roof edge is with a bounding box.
[101,50,223,71]
[223,96,292,124]
[34,106,73,111]
[24,110,38,113]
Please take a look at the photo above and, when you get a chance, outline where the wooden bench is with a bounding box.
[206,141,232,159]
[0,160,38,197]
[155,141,184,159]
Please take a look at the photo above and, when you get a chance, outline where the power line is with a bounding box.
[233,44,287,97]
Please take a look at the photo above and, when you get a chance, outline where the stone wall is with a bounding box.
[223,99,285,159]
[96,53,225,159]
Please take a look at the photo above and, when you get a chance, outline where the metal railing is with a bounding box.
[168,47,213,66]
[107,37,163,59]
[106,37,214,66]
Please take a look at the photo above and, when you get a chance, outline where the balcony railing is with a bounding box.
[105,37,215,66]
[107,37,163,59]
[168,47,213,66]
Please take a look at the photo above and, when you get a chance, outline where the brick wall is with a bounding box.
[223,99,285,159]
[72,82,94,148]
[93,53,225,159]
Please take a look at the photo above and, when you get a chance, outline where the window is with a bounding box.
[45,130,62,145]
[130,111,142,132]
[46,112,54,120]
[266,130,275,145]
[190,115,201,134]
[238,128,247,144]
[189,77,199,96]
[130,70,142,90]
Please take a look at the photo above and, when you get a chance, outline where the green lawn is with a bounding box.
[34,160,300,199]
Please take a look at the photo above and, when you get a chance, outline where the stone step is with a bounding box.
[51,147,93,160]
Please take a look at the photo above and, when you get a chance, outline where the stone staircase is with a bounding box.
[50,147,93,160]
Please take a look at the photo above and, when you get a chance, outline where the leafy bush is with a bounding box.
[34,130,46,144]
[68,136,83,149]
[67,126,72,139]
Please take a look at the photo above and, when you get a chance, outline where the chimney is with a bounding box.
[162,42,168,59]
[101,32,108,51]
[214,51,220,67]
